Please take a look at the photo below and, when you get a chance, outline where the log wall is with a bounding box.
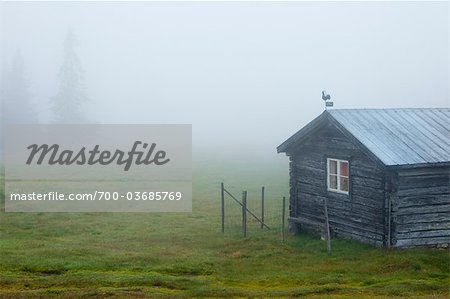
[392,166,450,248]
[287,124,387,246]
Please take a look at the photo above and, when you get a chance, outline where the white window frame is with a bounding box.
[327,158,349,195]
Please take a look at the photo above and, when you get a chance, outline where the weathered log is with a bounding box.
[396,221,450,233]
[395,204,450,216]
[395,236,450,247]
[395,212,449,224]
[397,194,449,208]
[397,186,449,197]
[396,229,450,239]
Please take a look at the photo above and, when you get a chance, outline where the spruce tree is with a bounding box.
[50,29,89,123]
[1,51,37,125]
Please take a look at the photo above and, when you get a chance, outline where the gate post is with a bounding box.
[221,182,225,233]
[242,191,247,237]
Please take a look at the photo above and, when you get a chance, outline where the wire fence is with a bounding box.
[220,182,287,240]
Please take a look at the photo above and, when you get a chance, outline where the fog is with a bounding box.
[1,2,448,157]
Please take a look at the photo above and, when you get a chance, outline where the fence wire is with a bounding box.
[221,183,286,236]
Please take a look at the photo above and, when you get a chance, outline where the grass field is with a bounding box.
[0,153,449,298]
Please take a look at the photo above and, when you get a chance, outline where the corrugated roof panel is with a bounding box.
[343,113,394,164]
[419,110,450,148]
[338,110,407,165]
[395,110,449,161]
[375,110,434,162]
[328,108,450,166]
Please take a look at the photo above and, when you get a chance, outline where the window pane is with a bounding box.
[340,177,349,192]
[340,161,349,177]
[329,175,337,189]
[329,160,337,174]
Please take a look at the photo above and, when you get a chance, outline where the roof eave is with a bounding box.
[387,161,450,170]
[277,110,387,168]
[277,111,329,153]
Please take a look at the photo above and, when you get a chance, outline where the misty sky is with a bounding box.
[1,1,448,155]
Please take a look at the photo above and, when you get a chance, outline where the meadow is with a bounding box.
[0,153,449,298]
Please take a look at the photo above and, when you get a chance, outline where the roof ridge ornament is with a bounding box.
[322,90,333,109]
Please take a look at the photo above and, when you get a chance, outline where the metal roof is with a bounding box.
[278,108,450,167]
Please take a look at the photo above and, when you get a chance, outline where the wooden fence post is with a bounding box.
[242,191,247,237]
[222,186,271,230]
[282,196,286,243]
[324,198,331,254]
[221,182,225,234]
[261,186,265,229]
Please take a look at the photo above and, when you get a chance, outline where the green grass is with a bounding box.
[0,154,449,298]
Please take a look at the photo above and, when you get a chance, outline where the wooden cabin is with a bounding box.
[277,108,449,248]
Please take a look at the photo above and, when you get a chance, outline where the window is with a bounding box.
[327,158,349,194]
